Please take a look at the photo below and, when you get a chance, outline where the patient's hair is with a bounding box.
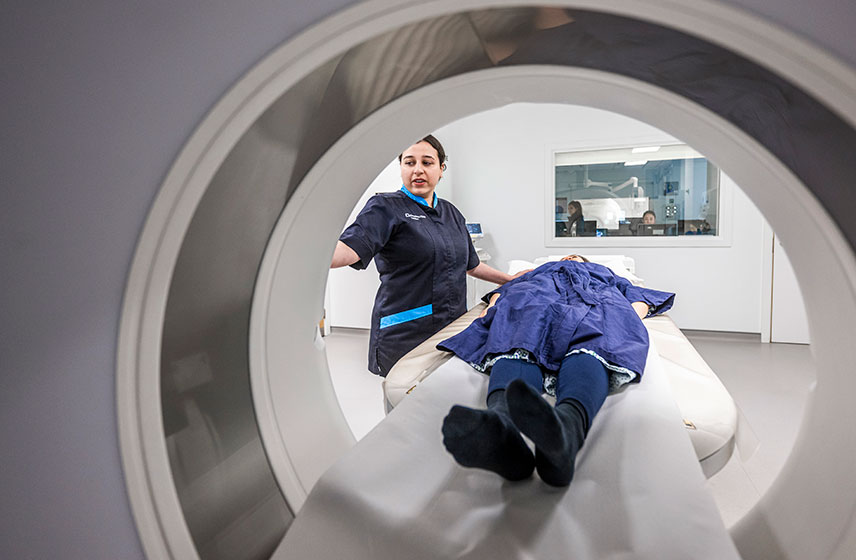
[399,134,447,167]
[564,254,590,263]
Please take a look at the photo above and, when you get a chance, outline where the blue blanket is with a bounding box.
[438,260,675,376]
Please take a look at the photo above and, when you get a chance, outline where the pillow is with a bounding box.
[598,260,646,286]
[507,259,537,276]
[512,255,645,286]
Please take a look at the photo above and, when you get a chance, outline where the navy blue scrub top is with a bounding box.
[339,187,480,376]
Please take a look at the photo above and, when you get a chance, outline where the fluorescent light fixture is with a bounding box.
[624,160,648,166]
[554,144,702,166]
[632,146,661,153]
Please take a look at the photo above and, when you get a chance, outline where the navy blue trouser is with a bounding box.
[487,353,609,431]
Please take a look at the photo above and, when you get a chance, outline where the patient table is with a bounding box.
[383,306,741,478]
[278,321,740,559]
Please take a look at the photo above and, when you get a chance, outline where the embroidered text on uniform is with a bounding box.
[405,213,427,220]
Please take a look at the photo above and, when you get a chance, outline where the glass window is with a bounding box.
[551,144,721,243]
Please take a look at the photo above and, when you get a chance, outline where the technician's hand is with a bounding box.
[511,269,533,279]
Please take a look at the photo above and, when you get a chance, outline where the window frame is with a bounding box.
[545,140,733,248]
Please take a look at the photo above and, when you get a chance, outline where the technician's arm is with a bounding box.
[331,241,360,268]
[467,262,527,285]
[631,301,649,320]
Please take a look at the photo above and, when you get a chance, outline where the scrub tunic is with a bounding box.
[340,187,480,376]
[438,260,675,383]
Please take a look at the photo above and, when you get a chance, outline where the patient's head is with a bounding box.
[561,254,590,263]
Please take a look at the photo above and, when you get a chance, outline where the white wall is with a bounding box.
[437,103,768,333]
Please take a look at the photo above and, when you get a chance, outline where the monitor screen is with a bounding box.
[466,223,482,235]
[627,217,644,230]
[678,219,712,235]
[638,224,669,236]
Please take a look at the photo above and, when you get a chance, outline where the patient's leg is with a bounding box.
[506,353,608,486]
[441,358,541,481]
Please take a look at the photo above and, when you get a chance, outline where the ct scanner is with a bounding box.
[3,1,856,559]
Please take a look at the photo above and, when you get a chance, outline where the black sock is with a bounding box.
[441,389,534,481]
[505,379,587,487]
[487,387,509,414]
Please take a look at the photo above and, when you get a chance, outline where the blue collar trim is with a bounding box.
[400,186,437,208]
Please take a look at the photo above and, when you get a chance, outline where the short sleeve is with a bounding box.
[338,195,396,270]
[446,201,480,271]
[466,236,480,271]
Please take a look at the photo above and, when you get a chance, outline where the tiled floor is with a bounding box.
[324,327,816,529]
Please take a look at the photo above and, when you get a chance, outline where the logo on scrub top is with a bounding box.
[405,213,427,221]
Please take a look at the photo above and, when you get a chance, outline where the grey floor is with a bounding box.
[324,327,816,529]
[685,330,816,527]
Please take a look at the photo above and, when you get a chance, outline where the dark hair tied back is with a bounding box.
[399,134,446,167]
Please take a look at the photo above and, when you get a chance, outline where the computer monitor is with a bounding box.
[637,223,670,236]
[583,220,597,235]
[678,219,711,235]
[466,222,483,238]
[627,217,644,233]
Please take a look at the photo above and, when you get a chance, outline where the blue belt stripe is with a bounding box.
[380,304,433,329]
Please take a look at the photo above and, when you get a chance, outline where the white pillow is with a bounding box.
[507,259,537,276]
[511,255,645,286]
[596,258,646,286]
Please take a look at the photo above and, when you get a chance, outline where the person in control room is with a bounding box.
[633,209,657,235]
[330,135,523,376]
[642,209,656,224]
[557,200,586,237]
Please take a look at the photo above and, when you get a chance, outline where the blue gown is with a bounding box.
[438,260,675,379]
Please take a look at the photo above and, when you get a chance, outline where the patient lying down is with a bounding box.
[437,255,675,486]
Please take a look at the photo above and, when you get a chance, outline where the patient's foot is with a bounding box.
[441,404,534,481]
[506,379,586,487]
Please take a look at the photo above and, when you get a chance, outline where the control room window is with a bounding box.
[550,144,722,245]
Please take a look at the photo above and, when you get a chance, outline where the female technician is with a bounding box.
[330,135,519,376]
